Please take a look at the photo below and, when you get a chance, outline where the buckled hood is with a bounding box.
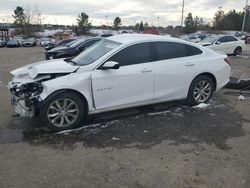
[11,59,79,80]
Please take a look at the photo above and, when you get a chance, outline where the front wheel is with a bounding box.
[187,75,214,106]
[40,92,86,131]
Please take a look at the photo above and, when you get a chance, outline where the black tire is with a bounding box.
[40,92,86,131]
[234,46,242,56]
[187,75,214,106]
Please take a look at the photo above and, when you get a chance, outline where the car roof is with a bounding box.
[108,34,184,44]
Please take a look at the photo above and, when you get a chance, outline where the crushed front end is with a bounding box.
[9,81,44,118]
[8,59,79,118]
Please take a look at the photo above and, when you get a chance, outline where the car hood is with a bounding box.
[11,59,79,79]
[198,42,212,46]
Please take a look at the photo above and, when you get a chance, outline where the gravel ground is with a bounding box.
[0,45,250,188]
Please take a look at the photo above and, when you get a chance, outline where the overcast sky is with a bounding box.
[0,0,247,26]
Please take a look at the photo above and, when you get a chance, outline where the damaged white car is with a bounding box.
[9,34,231,130]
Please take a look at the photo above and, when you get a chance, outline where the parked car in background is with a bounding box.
[44,38,75,51]
[45,37,101,60]
[7,39,22,47]
[9,34,231,130]
[183,36,201,43]
[101,34,113,37]
[199,35,245,55]
[242,35,250,44]
[197,35,207,40]
[0,39,7,47]
[234,32,248,40]
[13,37,23,45]
[40,38,55,47]
[22,38,36,47]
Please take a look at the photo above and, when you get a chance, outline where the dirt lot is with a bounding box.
[0,45,250,188]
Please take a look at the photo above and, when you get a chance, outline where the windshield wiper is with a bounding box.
[64,58,78,65]
[68,60,78,65]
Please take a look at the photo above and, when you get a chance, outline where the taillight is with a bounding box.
[224,57,231,65]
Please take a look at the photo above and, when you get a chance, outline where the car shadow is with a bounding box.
[2,97,248,150]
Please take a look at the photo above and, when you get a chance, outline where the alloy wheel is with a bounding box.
[47,98,79,127]
[193,80,212,103]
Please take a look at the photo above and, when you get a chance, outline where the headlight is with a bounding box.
[10,82,43,98]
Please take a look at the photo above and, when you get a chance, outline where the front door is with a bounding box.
[91,42,155,110]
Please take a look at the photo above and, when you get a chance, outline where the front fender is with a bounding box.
[39,72,95,111]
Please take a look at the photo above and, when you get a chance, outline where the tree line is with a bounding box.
[12,6,250,36]
[183,8,250,34]
[12,6,44,35]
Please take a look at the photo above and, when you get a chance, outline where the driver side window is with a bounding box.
[107,43,152,66]
[218,37,227,43]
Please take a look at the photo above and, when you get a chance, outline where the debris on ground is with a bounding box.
[238,95,247,101]
[225,70,250,90]
[193,103,210,109]
[112,137,120,141]
[56,124,101,135]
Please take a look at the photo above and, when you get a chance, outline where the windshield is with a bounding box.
[69,39,86,48]
[8,39,18,43]
[65,40,77,47]
[201,36,218,43]
[72,39,121,66]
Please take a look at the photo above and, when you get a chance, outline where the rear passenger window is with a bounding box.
[154,42,202,61]
[218,37,227,43]
[226,36,238,42]
[108,43,152,66]
[185,45,203,56]
[154,42,187,60]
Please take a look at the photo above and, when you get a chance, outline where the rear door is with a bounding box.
[91,42,155,110]
[153,42,203,101]
[224,36,238,54]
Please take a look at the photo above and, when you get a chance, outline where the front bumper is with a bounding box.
[10,97,35,118]
[45,52,54,60]
[23,43,33,47]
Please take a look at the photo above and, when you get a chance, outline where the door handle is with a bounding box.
[185,62,195,67]
[141,68,153,73]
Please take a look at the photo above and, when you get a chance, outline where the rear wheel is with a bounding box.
[234,46,242,56]
[40,92,86,131]
[187,75,214,106]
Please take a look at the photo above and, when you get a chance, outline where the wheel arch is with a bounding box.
[40,89,89,114]
[234,46,242,55]
[193,72,217,91]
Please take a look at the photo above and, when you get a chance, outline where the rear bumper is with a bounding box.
[216,65,232,91]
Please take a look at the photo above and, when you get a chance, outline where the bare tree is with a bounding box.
[24,4,45,35]
[24,4,45,25]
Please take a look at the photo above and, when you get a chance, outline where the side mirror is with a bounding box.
[100,61,120,70]
[216,41,221,45]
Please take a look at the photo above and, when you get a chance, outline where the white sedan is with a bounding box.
[199,35,245,55]
[9,34,231,130]
[183,36,201,43]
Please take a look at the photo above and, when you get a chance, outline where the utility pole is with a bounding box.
[105,15,108,26]
[242,0,249,32]
[181,0,185,27]
[157,16,160,28]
